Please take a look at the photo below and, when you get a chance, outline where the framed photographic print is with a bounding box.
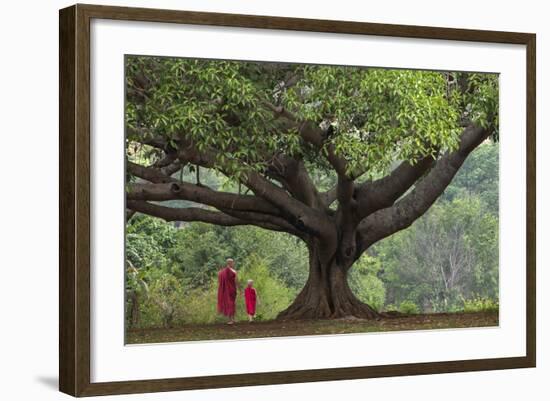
[59,4,536,397]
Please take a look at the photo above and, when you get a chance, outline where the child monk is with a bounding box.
[244,279,258,322]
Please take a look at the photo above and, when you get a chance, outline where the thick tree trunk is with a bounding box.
[277,242,379,320]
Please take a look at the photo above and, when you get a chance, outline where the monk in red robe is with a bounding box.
[217,258,238,324]
[244,279,258,322]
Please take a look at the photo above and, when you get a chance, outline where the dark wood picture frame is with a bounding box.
[59,3,536,397]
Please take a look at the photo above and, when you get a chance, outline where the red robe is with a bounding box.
[244,287,257,315]
[217,266,237,317]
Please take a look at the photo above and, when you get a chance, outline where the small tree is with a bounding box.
[125,57,498,319]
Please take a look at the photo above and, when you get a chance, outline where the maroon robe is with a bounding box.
[217,266,237,317]
[244,287,257,315]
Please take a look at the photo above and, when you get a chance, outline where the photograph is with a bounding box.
[124,56,500,344]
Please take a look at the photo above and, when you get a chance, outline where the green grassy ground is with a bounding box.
[126,311,498,344]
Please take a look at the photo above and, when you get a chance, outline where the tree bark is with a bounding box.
[277,241,378,320]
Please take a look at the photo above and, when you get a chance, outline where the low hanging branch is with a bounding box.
[126,200,299,235]
[127,200,249,226]
[127,180,281,216]
[176,142,331,235]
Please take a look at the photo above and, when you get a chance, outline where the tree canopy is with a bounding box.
[126,58,497,177]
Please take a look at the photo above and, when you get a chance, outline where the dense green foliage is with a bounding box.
[440,140,499,212]
[126,143,499,328]
[126,58,498,179]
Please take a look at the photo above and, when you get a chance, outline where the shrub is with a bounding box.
[463,297,499,313]
[138,273,187,328]
[348,254,386,312]
[181,284,221,324]
[398,300,420,314]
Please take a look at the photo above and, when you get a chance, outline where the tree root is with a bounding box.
[277,295,380,320]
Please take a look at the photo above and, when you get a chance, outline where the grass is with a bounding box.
[126,311,498,344]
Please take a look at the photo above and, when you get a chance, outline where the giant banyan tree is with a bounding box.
[125,57,498,319]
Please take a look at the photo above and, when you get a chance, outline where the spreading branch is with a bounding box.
[127,161,177,184]
[126,200,299,234]
[355,154,437,219]
[126,200,247,226]
[265,154,324,209]
[263,102,349,176]
[356,125,490,253]
[177,141,332,236]
[127,181,280,216]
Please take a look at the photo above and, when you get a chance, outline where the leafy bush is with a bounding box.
[180,284,222,324]
[398,300,420,314]
[384,301,419,314]
[463,297,499,313]
[140,273,187,328]
[126,213,176,271]
[348,254,386,311]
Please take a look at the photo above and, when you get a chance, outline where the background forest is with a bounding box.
[126,141,498,329]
